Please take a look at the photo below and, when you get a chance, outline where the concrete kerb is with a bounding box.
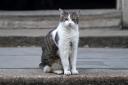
[0,69,128,85]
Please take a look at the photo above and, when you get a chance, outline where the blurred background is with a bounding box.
[0,0,116,10]
[0,0,127,47]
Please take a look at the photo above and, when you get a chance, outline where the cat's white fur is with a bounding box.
[51,14,79,75]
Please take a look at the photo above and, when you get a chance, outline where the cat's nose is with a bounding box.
[68,23,72,27]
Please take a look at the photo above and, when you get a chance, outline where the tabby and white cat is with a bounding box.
[39,9,79,75]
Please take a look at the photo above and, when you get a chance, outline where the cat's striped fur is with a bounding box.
[39,29,60,68]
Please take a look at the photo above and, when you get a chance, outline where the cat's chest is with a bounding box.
[59,28,79,39]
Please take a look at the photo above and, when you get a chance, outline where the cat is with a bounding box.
[39,9,79,75]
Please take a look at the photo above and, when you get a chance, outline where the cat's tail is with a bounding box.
[39,63,51,73]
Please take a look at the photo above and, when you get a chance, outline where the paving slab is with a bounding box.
[0,47,128,69]
[0,47,128,85]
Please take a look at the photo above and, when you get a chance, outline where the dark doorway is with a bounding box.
[0,0,116,10]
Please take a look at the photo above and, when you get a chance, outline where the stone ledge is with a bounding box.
[1,29,128,37]
[0,10,120,16]
[0,10,121,29]
[0,69,128,85]
[0,29,128,47]
[1,36,128,48]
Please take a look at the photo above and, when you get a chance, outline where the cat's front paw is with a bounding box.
[64,71,71,75]
[71,70,79,75]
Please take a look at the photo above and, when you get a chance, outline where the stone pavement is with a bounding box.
[0,47,128,69]
[0,47,128,85]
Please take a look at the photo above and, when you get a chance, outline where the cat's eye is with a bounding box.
[72,18,78,24]
[72,19,76,21]
[72,19,77,22]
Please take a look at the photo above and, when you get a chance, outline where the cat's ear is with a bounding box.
[59,8,64,16]
[77,10,80,17]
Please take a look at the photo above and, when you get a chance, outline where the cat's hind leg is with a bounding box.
[51,59,63,74]
[43,65,52,73]
[53,70,63,74]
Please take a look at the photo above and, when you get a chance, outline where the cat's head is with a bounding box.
[59,9,79,29]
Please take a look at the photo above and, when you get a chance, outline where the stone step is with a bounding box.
[1,29,128,37]
[0,19,121,29]
[0,69,128,85]
[0,29,128,47]
[0,10,121,29]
